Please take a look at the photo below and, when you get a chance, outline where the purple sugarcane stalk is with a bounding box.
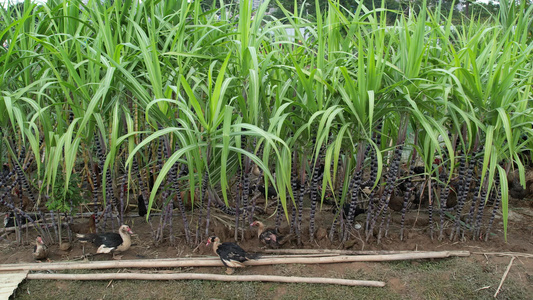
[452,156,475,241]
[449,154,467,240]
[309,163,322,242]
[119,174,126,225]
[400,149,416,241]
[91,162,100,233]
[12,145,53,242]
[473,177,488,240]
[485,174,502,242]
[372,147,402,242]
[170,161,191,245]
[205,190,212,238]
[197,170,208,244]
[297,172,305,245]
[234,167,242,241]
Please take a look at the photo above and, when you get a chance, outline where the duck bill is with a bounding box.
[127,229,133,235]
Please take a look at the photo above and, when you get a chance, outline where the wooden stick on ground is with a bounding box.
[262,249,417,255]
[473,252,533,259]
[0,251,470,272]
[494,256,515,298]
[27,273,386,287]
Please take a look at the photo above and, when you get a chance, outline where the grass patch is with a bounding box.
[13,257,532,300]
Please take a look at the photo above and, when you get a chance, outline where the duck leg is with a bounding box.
[225,267,235,275]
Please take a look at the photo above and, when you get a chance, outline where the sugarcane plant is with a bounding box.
[0,0,531,249]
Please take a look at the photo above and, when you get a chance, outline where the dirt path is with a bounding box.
[3,199,533,299]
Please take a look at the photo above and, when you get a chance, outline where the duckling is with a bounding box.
[32,235,49,261]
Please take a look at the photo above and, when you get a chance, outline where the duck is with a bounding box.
[4,212,41,228]
[32,235,49,261]
[76,224,133,259]
[206,236,259,274]
[250,220,290,249]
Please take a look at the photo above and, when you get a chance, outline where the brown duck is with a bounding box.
[250,221,291,249]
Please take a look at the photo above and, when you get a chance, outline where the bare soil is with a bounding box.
[3,196,533,299]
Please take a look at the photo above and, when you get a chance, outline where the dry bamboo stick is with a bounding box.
[0,255,336,271]
[472,252,533,259]
[27,272,385,287]
[262,249,417,255]
[0,254,338,270]
[494,257,515,298]
[0,251,470,271]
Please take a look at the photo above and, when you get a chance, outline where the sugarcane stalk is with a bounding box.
[66,198,73,243]
[338,203,346,241]
[100,134,117,230]
[249,139,263,223]
[428,178,434,240]
[329,208,339,242]
[374,146,403,243]
[384,210,392,238]
[119,173,126,225]
[364,123,383,239]
[452,155,475,241]
[12,144,52,242]
[241,160,250,229]
[132,156,148,218]
[0,189,41,236]
[485,173,501,242]
[156,190,169,244]
[94,133,108,231]
[197,170,208,243]
[91,162,100,232]
[168,200,175,246]
[205,190,212,238]
[363,122,383,188]
[437,153,449,241]
[239,135,248,239]
[463,160,482,239]
[309,162,322,242]
[169,160,191,245]
[449,153,466,240]
[344,146,365,243]
[297,166,305,246]
[275,196,282,231]
[400,145,417,241]
[365,193,377,240]
[473,174,488,240]
[101,202,112,231]
[234,166,242,241]
[290,156,298,235]
[346,168,362,227]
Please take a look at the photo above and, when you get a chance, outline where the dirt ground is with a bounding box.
[2,196,533,299]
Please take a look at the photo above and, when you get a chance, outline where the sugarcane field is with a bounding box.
[1,0,533,299]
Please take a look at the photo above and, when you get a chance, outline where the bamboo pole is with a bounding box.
[0,251,470,271]
[262,249,418,255]
[26,272,386,287]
